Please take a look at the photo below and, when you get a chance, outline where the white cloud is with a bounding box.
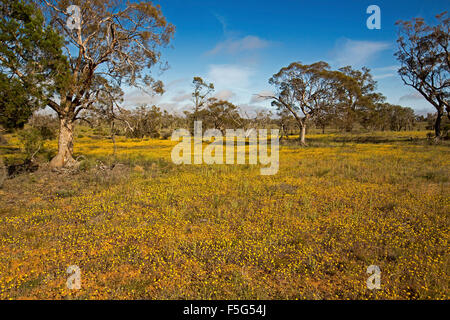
[373,73,395,80]
[373,65,399,72]
[123,89,161,107]
[414,108,435,116]
[399,92,425,102]
[207,64,254,89]
[214,89,235,101]
[165,78,189,89]
[332,39,391,67]
[207,35,270,55]
[172,92,192,102]
[372,65,399,79]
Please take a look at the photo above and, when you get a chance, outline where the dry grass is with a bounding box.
[0,130,448,299]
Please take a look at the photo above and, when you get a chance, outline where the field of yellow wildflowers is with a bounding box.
[0,131,448,299]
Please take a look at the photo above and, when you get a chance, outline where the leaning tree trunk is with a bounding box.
[50,116,76,168]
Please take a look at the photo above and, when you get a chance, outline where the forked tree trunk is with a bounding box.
[50,117,76,168]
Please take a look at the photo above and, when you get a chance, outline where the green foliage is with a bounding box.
[0,0,69,129]
[198,98,241,133]
[17,127,43,160]
[395,12,449,137]
[188,76,215,132]
[123,105,163,139]
[0,74,33,130]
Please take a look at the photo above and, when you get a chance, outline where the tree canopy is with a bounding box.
[0,0,68,129]
[395,11,449,138]
[33,0,175,167]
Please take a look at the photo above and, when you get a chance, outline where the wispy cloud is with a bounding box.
[171,92,192,103]
[373,73,395,80]
[213,13,230,36]
[414,107,436,116]
[207,13,271,56]
[214,89,235,101]
[373,65,399,72]
[399,92,425,102]
[165,78,189,89]
[372,65,399,79]
[332,39,391,67]
[207,64,254,89]
[207,35,271,55]
[123,89,161,107]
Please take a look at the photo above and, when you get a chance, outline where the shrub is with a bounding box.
[17,127,44,161]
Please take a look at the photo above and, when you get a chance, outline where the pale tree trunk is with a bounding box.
[50,116,76,168]
[299,124,307,146]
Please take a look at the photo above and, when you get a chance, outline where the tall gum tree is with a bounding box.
[39,0,174,167]
[395,12,449,139]
[265,62,336,146]
[334,66,385,132]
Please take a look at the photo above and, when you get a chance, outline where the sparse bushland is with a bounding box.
[0,130,448,299]
[0,1,447,301]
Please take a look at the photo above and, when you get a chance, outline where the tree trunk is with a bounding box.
[434,110,442,139]
[110,120,117,157]
[0,157,6,188]
[299,125,307,146]
[50,117,76,168]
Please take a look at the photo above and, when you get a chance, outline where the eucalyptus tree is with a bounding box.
[266,61,336,145]
[185,76,215,133]
[395,12,449,139]
[334,66,385,132]
[200,98,241,134]
[37,0,175,167]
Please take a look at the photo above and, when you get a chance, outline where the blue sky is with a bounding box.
[123,0,450,116]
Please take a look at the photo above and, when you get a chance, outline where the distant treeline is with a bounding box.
[23,105,447,142]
